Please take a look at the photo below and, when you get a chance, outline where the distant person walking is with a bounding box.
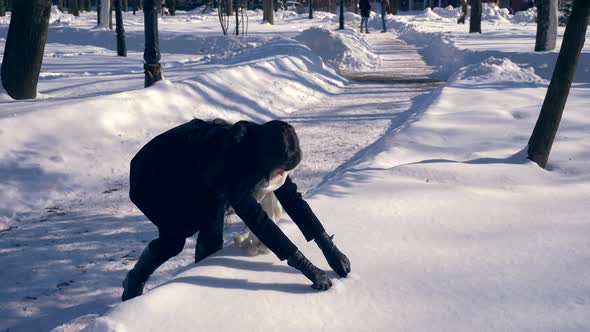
[359,0,371,33]
[380,0,389,32]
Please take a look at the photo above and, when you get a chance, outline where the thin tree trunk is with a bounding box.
[70,0,80,15]
[109,0,113,29]
[535,0,558,51]
[226,0,232,16]
[123,0,128,11]
[99,0,110,26]
[114,0,127,56]
[97,0,102,24]
[527,0,589,168]
[263,0,273,23]
[469,0,481,33]
[143,0,162,87]
[389,0,397,14]
[1,0,52,100]
[339,0,344,29]
[308,0,313,18]
[0,0,5,16]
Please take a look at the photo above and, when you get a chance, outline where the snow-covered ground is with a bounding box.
[1,4,589,332]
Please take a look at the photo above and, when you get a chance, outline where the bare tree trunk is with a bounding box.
[98,0,111,26]
[263,0,273,23]
[389,0,397,14]
[535,0,558,51]
[143,0,162,87]
[339,0,344,28]
[70,0,80,15]
[0,0,5,16]
[123,0,128,11]
[227,0,233,16]
[1,0,51,100]
[469,0,481,33]
[114,0,127,56]
[109,0,113,29]
[527,0,589,168]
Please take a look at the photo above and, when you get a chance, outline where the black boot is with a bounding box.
[315,232,351,278]
[195,238,223,263]
[122,245,167,302]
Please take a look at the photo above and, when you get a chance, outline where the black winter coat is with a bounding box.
[129,119,325,261]
[359,0,371,17]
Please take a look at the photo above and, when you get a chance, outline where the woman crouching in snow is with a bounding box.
[122,119,351,301]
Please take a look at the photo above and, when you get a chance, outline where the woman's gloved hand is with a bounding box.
[287,250,332,291]
[315,232,351,278]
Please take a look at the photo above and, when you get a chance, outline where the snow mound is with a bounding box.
[450,57,544,84]
[294,27,381,73]
[432,5,462,19]
[50,5,64,24]
[481,3,511,23]
[422,8,444,21]
[512,7,537,24]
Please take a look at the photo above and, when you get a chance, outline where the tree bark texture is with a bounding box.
[469,0,481,33]
[389,0,397,14]
[114,0,127,56]
[1,0,51,100]
[70,0,80,15]
[143,0,162,87]
[263,0,273,24]
[527,0,589,168]
[339,0,344,29]
[535,0,558,51]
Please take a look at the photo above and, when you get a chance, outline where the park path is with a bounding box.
[281,31,441,194]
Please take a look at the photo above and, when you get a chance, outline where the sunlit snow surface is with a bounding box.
[1,5,589,332]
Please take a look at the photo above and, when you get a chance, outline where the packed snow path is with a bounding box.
[284,32,441,193]
[340,31,436,83]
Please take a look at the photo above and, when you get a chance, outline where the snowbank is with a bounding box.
[449,57,545,84]
[481,3,511,23]
[0,37,344,224]
[294,27,381,73]
[511,7,537,24]
[388,12,590,82]
[50,5,64,24]
[427,3,532,24]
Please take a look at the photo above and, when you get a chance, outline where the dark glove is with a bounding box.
[315,232,351,278]
[287,250,332,291]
